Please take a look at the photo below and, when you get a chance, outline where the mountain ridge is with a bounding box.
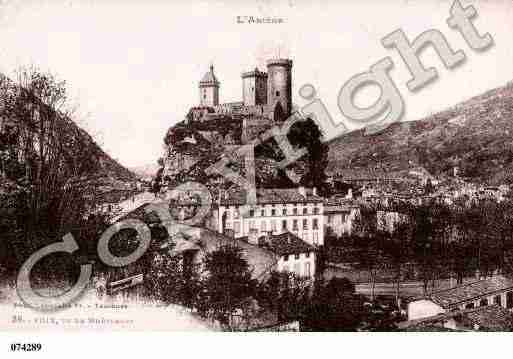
[326,81,513,185]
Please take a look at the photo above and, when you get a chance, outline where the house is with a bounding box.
[398,305,513,331]
[212,187,325,246]
[111,202,278,283]
[407,275,513,321]
[253,231,316,279]
[323,200,359,237]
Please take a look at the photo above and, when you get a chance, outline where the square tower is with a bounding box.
[242,67,268,106]
[199,65,220,107]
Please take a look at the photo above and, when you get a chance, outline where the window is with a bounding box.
[282,208,287,216]
[294,263,300,274]
[479,298,488,307]
[284,255,289,262]
[305,262,311,277]
[507,292,513,309]
[293,220,298,231]
[303,219,308,230]
[293,207,298,215]
[313,232,319,245]
[465,303,475,309]
[494,295,502,306]
[305,252,310,258]
[261,220,267,232]
[313,219,318,229]
[313,207,319,215]
[276,91,280,96]
[303,208,308,215]
[295,253,300,260]
[249,209,254,217]
[271,209,276,216]
[261,209,265,217]
[282,220,287,230]
[234,221,241,234]
[327,215,332,224]
[271,220,277,232]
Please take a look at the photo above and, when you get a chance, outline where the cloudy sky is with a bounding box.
[0,0,512,168]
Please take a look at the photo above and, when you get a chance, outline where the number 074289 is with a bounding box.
[10,343,42,352]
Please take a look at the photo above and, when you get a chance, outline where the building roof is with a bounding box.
[192,228,278,280]
[260,232,316,257]
[199,65,219,86]
[114,203,278,280]
[429,276,513,308]
[398,305,513,331]
[217,188,324,206]
[323,199,359,213]
[461,304,513,330]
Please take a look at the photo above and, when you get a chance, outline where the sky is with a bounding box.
[0,0,512,168]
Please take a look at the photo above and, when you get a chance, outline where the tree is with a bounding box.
[199,245,257,329]
[386,221,413,309]
[302,277,364,331]
[152,166,164,197]
[355,231,389,302]
[0,67,103,278]
[287,118,329,195]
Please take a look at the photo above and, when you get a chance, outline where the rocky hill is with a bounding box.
[327,81,513,185]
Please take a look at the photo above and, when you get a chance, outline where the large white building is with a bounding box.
[212,187,325,247]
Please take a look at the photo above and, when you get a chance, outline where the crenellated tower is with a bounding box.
[266,58,292,119]
[241,67,268,106]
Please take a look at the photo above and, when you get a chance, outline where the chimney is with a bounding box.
[248,228,259,246]
[298,186,306,198]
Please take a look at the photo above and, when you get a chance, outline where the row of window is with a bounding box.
[282,262,312,277]
[223,205,321,219]
[283,252,310,261]
[462,293,513,310]
[227,218,320,233]
[326,213,349,224]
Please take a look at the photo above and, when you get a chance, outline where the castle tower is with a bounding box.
[266,58,292,118]
[242,67,268,106]
[199,64,220,107]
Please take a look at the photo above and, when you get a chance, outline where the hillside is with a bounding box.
[327,81,513,185]
[0,72,137,184]
[75,123,137,183]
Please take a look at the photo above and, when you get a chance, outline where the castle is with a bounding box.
[162,58,294,180]
[187,58,293,132]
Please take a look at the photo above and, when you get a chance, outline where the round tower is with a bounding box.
[266,58,292,118]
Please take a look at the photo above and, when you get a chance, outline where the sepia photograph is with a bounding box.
[1,0,513,356]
